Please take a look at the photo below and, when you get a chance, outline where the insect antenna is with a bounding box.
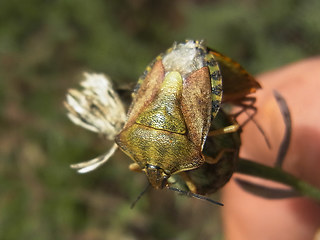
[167,186,224,206]
[130,184,151,209]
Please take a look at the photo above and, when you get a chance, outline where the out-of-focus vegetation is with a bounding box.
[1,0,319,239]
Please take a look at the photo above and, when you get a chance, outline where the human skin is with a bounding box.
[221,57,320,240]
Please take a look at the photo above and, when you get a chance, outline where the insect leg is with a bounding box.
[207,123,240,137]
[230,96,257,120]
[179,172,198,193]
[204,148,237,164]
[227,96,271,148]
[129,163,143,172]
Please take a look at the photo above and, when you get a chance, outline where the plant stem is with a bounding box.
[237,158,320,202]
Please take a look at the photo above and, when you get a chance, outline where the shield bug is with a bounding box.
[115,40,258,192]
[65,40,261,202]
[115,40,221,190]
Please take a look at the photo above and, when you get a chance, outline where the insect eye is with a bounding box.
[145,164,160,170]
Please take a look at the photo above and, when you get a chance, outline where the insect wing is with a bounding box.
[208,48,261,103]
[123,60,165,129]
[181,66,212,148]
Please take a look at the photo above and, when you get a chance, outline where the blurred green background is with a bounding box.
[1,0,319,239]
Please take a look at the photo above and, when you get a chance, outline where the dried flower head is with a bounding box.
[64,72,126,173]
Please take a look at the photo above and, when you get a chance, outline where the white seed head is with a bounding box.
[64,72,127,173]
[70,143,119,173]
[64,72,126,140]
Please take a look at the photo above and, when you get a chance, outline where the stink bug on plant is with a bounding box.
[115,40,259,192]
[65,40,261,204]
